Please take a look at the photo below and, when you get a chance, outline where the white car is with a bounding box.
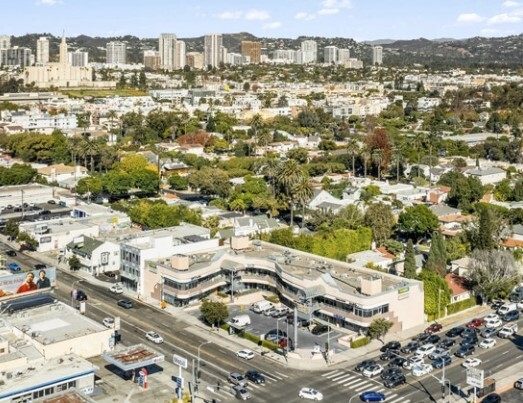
[462,358,482,368]
[363,364,384,378]
[484,313,499,322]
[479,338,497,349]
[415,343,436,358]
[298,388,323,401]
[145,331,164,344]
[403,355,424,370]
[485,319,503,329]
[110,284,123,294]
[412,363,433,377]
[102,317,114,328]
[236,349,255,360]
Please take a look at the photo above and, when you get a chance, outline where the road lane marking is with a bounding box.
[322,370,340,377]
[274,371,289,378]
[323,370,343,379]
[354,383,374,392]
[332,373,352,381]
[386,393,398,400]
[388,398,407,403]
[349,380,369,388]
[344,378,365,387]
[335,375,355,383]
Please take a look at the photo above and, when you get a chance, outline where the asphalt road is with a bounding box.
[10,249,523,403]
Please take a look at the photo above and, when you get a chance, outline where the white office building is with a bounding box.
[177,40,186,68]
[68,50,88,66]
[324,46,338,63]
[373,46,383,65]
[0,47,32,68]
[204,33,222,68]
[106,41,126,64]
[36,37,49,65]
[338,48,351,63]
[159,33,177,70]
[301,40,317,63]
[0,35,10,50]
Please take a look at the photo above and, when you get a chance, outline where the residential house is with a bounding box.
[500,224,523,250]
[308,189,355,213]
[65,235,120,275]
[347,248,398,272]
[464,167,506,185]
[231,215,280,237]
[37,164,88,187]
[444,273,472,303]
[429,204,471,236]
[426,186,451,204]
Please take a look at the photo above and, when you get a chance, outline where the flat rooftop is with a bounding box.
[102,344,164,371]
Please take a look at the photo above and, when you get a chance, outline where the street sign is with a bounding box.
[173,375,184,389]
[173,354,188,369]
[466,367,484,389]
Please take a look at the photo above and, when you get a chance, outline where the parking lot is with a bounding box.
[0,201,70,225]
[500,388,523,402]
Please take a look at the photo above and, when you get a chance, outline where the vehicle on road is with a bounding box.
[359,391,386,402]
[109,284,123,294]
[6,250,16,256]
[72,290,88,301]
[117,299,133,309]
[298,387,323,401]
[479,338,497,349]
[485,318,503,329]
[413,332,431,344]
[311,324,330,336]
[481,393,501,403]
[480,328,498,338]
[446,326,465,337]
[232,385,252,400]
[415,343,436,358]
[461,328,479,339]
[461,358,482,368]
[228,372,248,387]
[438,338,456,349]
[47,200,56,204]
[498,323,518,338]
[514,378,523,390]
[428,347,450,360]
[502,309,520,322]
[102,317,114,328]
[8,262,21,271]
[460,335,478,347]
[497,303,517,316]
[432,355,452,369]
[425,323,442,334]
[379,350,399,361]
[380,341,401,352]
[245,370,265,384]
[412,363,433,377]
[383,373,406,388]
[236,349,255,360]
[356,360,376,372]
[403,355,424,370]
[145,331,163,344]
[455,345,475,358]
[388,357,407,368]
[362,364,384,378]
[426,334,441,345]
[401,341,420,354]
[380,367,402,381]
[466,318,484,328]
[484,313,499,322]
[34,263,46,270]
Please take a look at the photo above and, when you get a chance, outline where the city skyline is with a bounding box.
[3,0,523,41]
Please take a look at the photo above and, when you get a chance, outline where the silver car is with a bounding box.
[233,385,252,400]
[228,372,248,387]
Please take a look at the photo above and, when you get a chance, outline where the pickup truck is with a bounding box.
[498,323,518,338]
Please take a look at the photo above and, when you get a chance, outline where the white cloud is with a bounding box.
[456,13,485,23]
[295,12,316,21]
[503,1,520,7]
[36,0,62,5]
[487,13,522,24]
[318,8,339,15]
[244,9,270,21]
[263,21,282,29]
[321,0,352,9]
[217,11,242,19]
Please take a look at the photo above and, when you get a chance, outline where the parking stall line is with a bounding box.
[322,370,340,377]
[354,383,374,392]
[375,388,386,393]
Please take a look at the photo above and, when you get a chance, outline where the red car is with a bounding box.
[425,323,443,334]
[467,318,484,329]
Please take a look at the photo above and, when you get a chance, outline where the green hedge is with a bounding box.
[216,291,228,298]
[220,323,230,331]
[351,337,370,348]
[447,297,478,315]
[264,295,280,304]
[262,340,280,350]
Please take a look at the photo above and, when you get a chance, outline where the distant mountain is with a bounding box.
[9,32,523,67]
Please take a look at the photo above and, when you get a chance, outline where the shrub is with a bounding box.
[242,332,260,344]
[220,323,230,332]
[447,296,478,315]
[264,295,280,304]
[351,337,370,348]
[216,291,228,298]
[261,340,280,350]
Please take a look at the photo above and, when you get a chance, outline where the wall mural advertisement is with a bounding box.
[0,267,56,300]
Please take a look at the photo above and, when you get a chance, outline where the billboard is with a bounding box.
[0,267,57,301]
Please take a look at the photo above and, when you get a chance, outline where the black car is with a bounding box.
[285,316,311,328]
[71,290,88,301]
[5,250,16,256]
[502,310,520,322]
[460,337,478,347]
[117,299,133,309]
[413,332,431,343]
[380,341,401,352]
[432,355,452,369]
[461,328,479,339]
[490,299,505,311]
[379,350,399,361]
[355,359,376,372]
[34,263,46,270]
[455,344,475,358]
[482,393,501,403]
[380,367,402,381]
[388,357,408,368]
[438,338,456,349]
[245,370,265,384]
[401,341,420,354]
[384,373,406,388]
[427,334,441,345]
[47,200,57,204]
[311,324,330,336]
[446,326,465,337]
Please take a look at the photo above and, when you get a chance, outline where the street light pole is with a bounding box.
[196,341,211,382]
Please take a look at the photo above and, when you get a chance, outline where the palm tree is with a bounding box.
[249,114,263,157]
[261,158,282,195]
[361,146,371,179]
[106,110,118,132]
[346,138,360,177]
[229,198,247,214]
[391,145,404,182]
[276,159,306,227]
[293,177,314,228]
[81,137,100,173]
[427,128,441,186]
[372,149,384,181]
[413,132,427,177]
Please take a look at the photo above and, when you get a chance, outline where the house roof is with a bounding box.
[430,204,461,217]
[444,273,470,296]
[500,239,523,248]
[67,236,103,258]
[465,167,505,176]
[38,163,87,176]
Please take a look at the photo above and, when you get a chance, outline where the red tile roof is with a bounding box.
[444,273,470,296]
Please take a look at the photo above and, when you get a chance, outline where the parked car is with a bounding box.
[481,394,501,403]
[298,388,323,401]
[380,341,401,352]
[232,385,252,401]
[265,329,287,342]
[415,343,436,358]
[145,331,164,344]
[498,323,518,338]
[425,323,443,334]
[379,350,399,361]
[356,360,376,372]
[228,372,248,387]
[47,200,57,204]
[428,347,450,360]
[117,299,133,309]
[363,364,384,378]
[102,317,114,328]
[479,338,497,349]
[403,355,424,370]
[446,326,465,337]
[388,357,407,368]
[263,307,277,317]
[427,334,441,345]
[412,364,433,377]
[467,318,485,328]
[432,355,452,369]
[498,303,517,316]
[110,284,124,294]
[5,250,16,256]
[514,378,523,390]
[271,307,288,318]
[502,310,520,322]
[484,313,499,322]
[236,349,255,360]
[480,328,498,338]
[359,391,386,402]
[8,262,21,271]
[461,328,479,339]
[383,373,406,388]
[413,332,431,344]
[455,345,475,358]
[438,338,456,349]
[485,318,503,329]
[401,341,420,354]
[462,358,482,368]
[311,324,330,336]
[286,316,311,328]
[245,370,265,384]
[380,367,402,381]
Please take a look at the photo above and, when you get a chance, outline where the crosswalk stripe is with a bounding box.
[348,380,368,388]
[354,383,374,392]
[249,383,261,390]
[323,370,343,379]
[336,375,355,384]
[344,378,364,387]
[332,373,352,381]
[375,388,386,393]
[274,371,289,378]
[386,393,398,400]
[388,397,407,403]
[322,369,340,377]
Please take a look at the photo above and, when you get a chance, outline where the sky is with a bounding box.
[3,0,523,40]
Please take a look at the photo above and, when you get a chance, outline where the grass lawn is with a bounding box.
[60,88,147,98]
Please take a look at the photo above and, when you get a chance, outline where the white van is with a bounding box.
[229,314,251,327]
[498,303,517,316]
[251,300,274,314]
